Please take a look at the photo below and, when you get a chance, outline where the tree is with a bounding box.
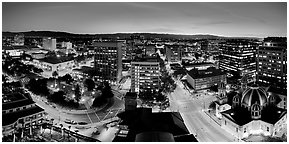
[84,78,95,91]
[52,71,58,78]
[102,82,114,98]
[48,91,65,103]
[33,67,43,74]
[61,74,73,84]
[74,84,81,103]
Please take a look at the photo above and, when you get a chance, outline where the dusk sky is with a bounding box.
[2,2,287,37]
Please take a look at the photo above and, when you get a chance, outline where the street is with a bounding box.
[168,78,235,142]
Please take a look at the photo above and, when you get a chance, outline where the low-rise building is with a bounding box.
[219,84,287,139]
[2,92,46,137]
[31,55,75,72]
[187,67,226,91]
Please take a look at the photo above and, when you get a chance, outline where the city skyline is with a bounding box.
[2,2,287,37]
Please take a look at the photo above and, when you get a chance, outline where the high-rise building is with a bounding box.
[43,37,56,51]
[131,56,161,93]
[219,39,257,82]
[165,44,182,63]
[93,41,123,84]
[256,37,287,91]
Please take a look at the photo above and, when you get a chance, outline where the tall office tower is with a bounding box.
[93,41,123,84]
[257,37,287,90]
[219,39,257,83]
[43,37,56,51]
[165,44,182,63]
[131,56,161,93]
[13,33,24,46]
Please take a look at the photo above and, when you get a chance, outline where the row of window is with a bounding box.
[3,104,35,114]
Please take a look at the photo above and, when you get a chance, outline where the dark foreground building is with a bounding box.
[114,108,197,142]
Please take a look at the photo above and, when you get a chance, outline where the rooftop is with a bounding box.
[187,67,225,79]
[3,45,31,50]
[183,62,214,67]
[39,55,74,64]
[221,107,252,126]
[115,108,192,142]
[132,56,160,63]
[267,86,287,96]
[73,66,94,74]
[2,92,34,110]
[221,105,287,126]
[125,92,137,99]
[261,106,287,124]
[2,106,45,126]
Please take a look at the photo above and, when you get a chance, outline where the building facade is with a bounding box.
[256,37,287,91]
[219,39,257,83]
[2,92,46,137]
[187,67,226,91]
[93,41,123,84]
[43,37,56,51]
[219,84,287,139]
[131,57,161,93]
[32,56,75,72]
[165,44,182,63]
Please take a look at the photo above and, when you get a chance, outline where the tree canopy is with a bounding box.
[84,78,95,91]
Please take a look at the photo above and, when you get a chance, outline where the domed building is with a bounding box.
[241,84,268,108]
[217,83,287,139]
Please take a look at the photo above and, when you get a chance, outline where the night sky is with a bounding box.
[2,2,287,37]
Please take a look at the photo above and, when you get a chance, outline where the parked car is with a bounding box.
[64,119,77,125]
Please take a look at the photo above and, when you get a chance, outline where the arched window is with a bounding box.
[233,95,240,108]
[251,103,261,119]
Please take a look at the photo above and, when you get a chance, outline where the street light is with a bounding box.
[50,118,54,139]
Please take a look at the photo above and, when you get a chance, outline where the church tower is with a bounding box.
[241,74,248,90]
[217,82,227,104]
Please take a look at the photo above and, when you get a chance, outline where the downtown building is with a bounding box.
[42,37,56,51]
[165,44,182,63]
[186,67,226,91]
[219,39,258,83]
[2,91,46,138]
[93,41,123,84]
[256,37,287,91]
[131,56,161,93]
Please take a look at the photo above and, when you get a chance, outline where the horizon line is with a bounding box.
[3,30,286,38]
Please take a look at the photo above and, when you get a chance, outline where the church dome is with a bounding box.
[241,84,268,107]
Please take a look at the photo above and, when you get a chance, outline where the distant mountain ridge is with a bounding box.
[2,31,261,40]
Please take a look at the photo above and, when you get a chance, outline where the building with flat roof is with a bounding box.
[93,41,123,84]
[183,62,216,71]
[187,67,226,91]
[257,37,287,91]
[165,44,182,63]
[31,55,75,72]
[125,92,138,111]
[43,37,56,51]
[2,92,46,137]
[131,56,161,93]
[219,39,257,83]
[114,108,196,142]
